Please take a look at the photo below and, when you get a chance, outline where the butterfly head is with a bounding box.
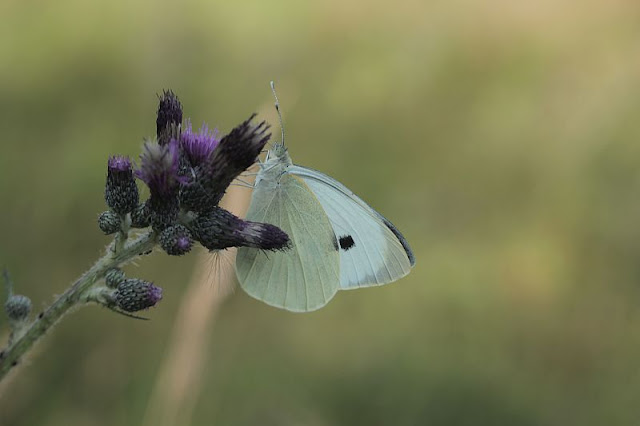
[256,143,292,185]
[266,142,288,160]
[255,82,292,186]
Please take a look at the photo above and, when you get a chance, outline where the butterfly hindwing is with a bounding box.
[290,165,415,290]
[236,174,340,312]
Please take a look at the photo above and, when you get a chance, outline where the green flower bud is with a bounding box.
[5,294,31,322]
[98,211,121,234]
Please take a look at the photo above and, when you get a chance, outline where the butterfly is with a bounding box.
[234,83,415,312]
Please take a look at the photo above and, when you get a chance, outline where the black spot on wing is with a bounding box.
[339,235,355,251]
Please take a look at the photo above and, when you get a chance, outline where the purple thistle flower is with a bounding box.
[190,207,290,251]
[114,279,163,312]
[232,220,291,251]
[136,140,184,197]
[208,114,270,177]
[180,114,270,211]
[105,155,139,214]
[108,155,132,172]
[204,114,270,202]
[136,140,187,230]
[179,120,220,167]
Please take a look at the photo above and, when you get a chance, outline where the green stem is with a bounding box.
[114,214,131,253]
[0,231,156,382]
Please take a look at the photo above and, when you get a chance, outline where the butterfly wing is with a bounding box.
[236,173,340,312]
[290,165,415,290]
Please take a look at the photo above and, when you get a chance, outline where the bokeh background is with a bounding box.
[2,0,640,425]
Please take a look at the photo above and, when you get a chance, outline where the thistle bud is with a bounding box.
[157,90,183,146]
[5,294,31,322]
[114,279,163,312]
[105,268,126,288]
[159,224,193,256]
[191,207,290,251]
[130,202,151,228]
[105,156,139,214]
[98,211,121,234]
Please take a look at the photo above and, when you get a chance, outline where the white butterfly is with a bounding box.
[235,83,415,312]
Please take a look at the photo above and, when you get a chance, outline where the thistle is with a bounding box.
[179,114,270,211]
[191,207,290,251]
[135,139,184,231]
[156,90,183,146]
[179,120,220,167]
[112,279,163,312]
[0,90,290,383]
[105,155,139,215]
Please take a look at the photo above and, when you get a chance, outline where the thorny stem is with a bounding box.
[0,231,157,382]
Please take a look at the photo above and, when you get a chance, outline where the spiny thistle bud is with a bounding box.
[157,90,183,146]
[5,294,31,322]
[135,140,185,231]
[130,202,151,228]
[105,156,139,215]
[105,268,126,289]
[98,211,121,234]
[114,279,163,312]
[181,114,270,211]
[191,207,289,251]
[159,224,193,256]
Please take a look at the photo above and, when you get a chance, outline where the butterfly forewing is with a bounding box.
[290,166,414,289]
[236,174,340,312]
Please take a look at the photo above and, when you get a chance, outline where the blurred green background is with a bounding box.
[2,0,640,424]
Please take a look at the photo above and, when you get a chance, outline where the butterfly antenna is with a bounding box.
[270,81,285,146]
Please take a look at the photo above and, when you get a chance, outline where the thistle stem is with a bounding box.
[114,214,131,253]
[0,231,156,382]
